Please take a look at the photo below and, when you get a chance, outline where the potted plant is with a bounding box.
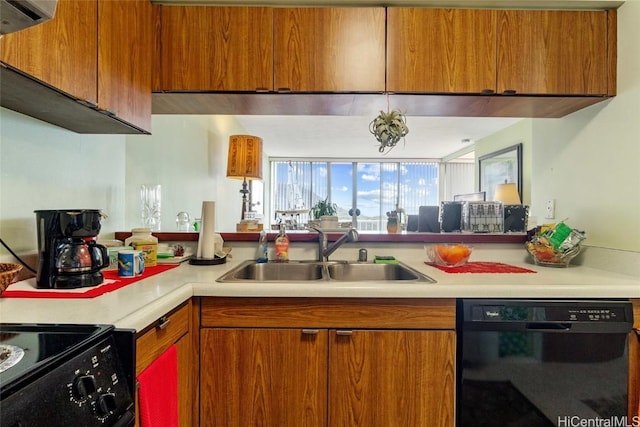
[310,198,338,228]
[369,109,409,154]
[386,206,405,233]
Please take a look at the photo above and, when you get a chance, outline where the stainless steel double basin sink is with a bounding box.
[216,260,436,283]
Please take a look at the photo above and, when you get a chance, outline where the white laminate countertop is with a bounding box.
[1,246,638,332]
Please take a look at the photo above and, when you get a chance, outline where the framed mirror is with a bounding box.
[478,143,523,202]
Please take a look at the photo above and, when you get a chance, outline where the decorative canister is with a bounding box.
[124,228,158,267]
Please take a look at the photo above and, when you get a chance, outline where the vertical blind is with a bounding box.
[271,160,444,229]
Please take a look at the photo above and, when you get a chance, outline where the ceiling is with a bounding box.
[234,115,522,160]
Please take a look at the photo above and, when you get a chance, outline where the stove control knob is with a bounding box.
[73,374,97,399]
[96,392,117,416]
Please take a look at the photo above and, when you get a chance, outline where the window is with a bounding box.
[270,160,439,230]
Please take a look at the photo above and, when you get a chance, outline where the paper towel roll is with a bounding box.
[197,201,216,259]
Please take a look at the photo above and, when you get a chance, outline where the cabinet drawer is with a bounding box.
[201,297,456,329]
[136,302,190,374]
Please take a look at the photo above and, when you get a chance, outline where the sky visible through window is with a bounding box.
[271,160,438,228]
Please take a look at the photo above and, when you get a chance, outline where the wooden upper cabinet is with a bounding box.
[98,0,152,131]
[159,6,273,91]
[387,8,497,93]
[0,0,97,104]
[497,10,612,95]
[273,7,386,92]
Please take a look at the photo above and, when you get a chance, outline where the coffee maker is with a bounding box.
[35,210,109,289]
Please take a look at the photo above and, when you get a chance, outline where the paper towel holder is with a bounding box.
[189,256,226,265]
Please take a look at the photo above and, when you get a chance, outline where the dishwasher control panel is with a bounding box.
[472,305,629,322]
[462,299,634,334]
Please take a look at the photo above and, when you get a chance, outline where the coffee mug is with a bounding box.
[118,250,145,277]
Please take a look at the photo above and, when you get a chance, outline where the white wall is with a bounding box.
[0,109,258,261]
[125,115,251,233]
[475,119,532,206]
[0,108,126,259]
[476,1,640,252]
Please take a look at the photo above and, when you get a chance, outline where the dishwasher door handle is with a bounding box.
[525,322,572,331]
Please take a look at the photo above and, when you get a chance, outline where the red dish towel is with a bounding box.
[138,344,179,427]
[425,261,537,274]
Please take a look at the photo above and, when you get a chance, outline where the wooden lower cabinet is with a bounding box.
[200,328,328,426]
[329,329,455,426]
[199,297,456,427]
[630,299,640,421]
[135,301,194,427]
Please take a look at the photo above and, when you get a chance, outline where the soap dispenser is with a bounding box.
[256,230,268,263]
[274,224,290,262]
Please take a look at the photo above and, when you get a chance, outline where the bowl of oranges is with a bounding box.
[426,244,472,267]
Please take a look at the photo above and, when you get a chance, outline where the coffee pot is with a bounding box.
[35,210,109,289]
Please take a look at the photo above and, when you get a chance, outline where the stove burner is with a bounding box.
[0,344,24,373]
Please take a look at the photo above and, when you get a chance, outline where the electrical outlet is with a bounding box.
[545,199,555,219]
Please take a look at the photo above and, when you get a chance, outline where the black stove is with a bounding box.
[0,323,135,426]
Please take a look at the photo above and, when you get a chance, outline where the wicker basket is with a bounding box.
[0,263,23,295]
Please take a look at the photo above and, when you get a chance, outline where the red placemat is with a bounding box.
[425,261,536,274]
[1,264,180,299]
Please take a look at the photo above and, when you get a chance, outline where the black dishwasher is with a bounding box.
[457,299,634,427]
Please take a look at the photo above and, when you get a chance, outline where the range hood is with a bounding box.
[0,0,57,35]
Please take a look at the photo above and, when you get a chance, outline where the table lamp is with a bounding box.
[493,181,521,205]
[226,135,263,221]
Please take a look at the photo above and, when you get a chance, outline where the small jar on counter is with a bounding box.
[124,228,158,267]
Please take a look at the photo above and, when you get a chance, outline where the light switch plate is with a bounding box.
[545,199,555,219]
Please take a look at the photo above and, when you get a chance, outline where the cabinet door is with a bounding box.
[200,328,327,427]
[329,330,455,427]
[159,6,273,91]
[135,303,192,427]
[497,10,609,95]
[98,0,152,132]
[387,8,497,94]
[174,332,193,427]
[0,0,97,104]
[274,8,385,92]
[134,334,192,427]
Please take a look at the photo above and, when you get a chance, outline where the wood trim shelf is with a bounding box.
[115,231,527,244]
